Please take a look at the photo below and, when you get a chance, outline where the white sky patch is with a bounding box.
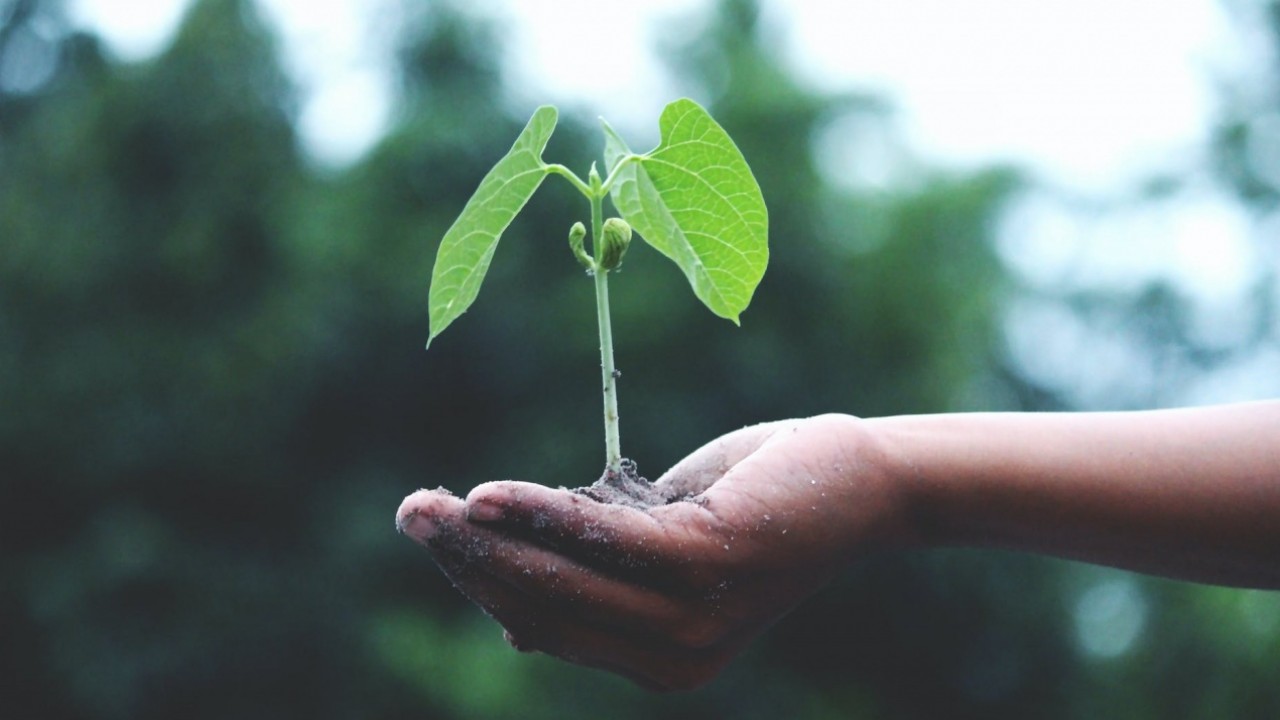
[68,0,1240,185]
[1168,197,1258,303]
[781,0,1235,193]
[68,0,190,61]
[69,0,397,166]
[469,0,702,145]
[255,0,397,166]
[998,187,1258,302]
[294,66,391,166]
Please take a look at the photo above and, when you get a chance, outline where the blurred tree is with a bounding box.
[0,0,356,716]
[4,0,1276,717]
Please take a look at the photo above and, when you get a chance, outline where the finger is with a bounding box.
[442,560,734,692]
[403,486,719,638]
[398,489,745,689]
[696,415,845,516]
[435,515,698,638]
[396,487,466,545]
[415,519,731,691]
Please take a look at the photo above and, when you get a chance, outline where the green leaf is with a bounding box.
[427,106,557,347]
[604,98,768,324]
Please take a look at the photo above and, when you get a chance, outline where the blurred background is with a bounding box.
[2,0,1278,716]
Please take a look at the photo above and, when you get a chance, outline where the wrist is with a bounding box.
[807,413,930,554]
[860,414,952,551]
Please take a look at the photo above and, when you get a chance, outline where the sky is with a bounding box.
[66,0,1243,183]
[65,0,1279,404]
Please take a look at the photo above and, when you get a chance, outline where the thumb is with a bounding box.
[652,420,791,498]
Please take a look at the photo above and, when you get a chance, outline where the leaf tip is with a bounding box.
[713,306,744,326]
[425,322,446,350]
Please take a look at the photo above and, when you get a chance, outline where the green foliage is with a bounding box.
[427,106,557,346]
[426,97,768,342]
[604,98,769,323]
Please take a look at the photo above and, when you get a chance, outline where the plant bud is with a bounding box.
[568,221,592,270]
[598,218,632,271]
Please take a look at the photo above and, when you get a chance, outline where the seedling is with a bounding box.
[427,99,768,476]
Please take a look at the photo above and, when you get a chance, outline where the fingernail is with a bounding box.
[396,508,438,541]
[468,500,504,523]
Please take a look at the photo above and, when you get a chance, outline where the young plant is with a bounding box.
[426,99,768,476]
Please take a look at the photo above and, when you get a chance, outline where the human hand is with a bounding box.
[396,414,914,691]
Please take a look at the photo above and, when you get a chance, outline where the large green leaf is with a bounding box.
[604,98,768,324]
[427,106,557,346]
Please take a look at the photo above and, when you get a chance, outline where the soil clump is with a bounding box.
[572,458,695,510]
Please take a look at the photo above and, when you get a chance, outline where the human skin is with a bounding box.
[396,401,1280,691]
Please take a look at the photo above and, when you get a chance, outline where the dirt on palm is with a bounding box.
[572,458,699,510]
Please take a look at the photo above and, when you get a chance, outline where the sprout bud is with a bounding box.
[598,218,632,271]
[568,221,593,270]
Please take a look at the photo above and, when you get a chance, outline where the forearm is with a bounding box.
[867,401,1280,588]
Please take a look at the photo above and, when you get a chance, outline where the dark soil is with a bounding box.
[572,458,698,510]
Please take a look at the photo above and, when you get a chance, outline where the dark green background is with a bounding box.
[3,0,1278,717]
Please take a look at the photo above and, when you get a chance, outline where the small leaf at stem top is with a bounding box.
[426,106,558,347]
[603,98,768,324]
[598,218,632,271]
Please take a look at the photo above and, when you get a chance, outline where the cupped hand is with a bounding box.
[395,414,913,692]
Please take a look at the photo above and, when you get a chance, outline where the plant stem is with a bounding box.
[594,268,622,473]
[545,163,592,196]
[590,184,623,473]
